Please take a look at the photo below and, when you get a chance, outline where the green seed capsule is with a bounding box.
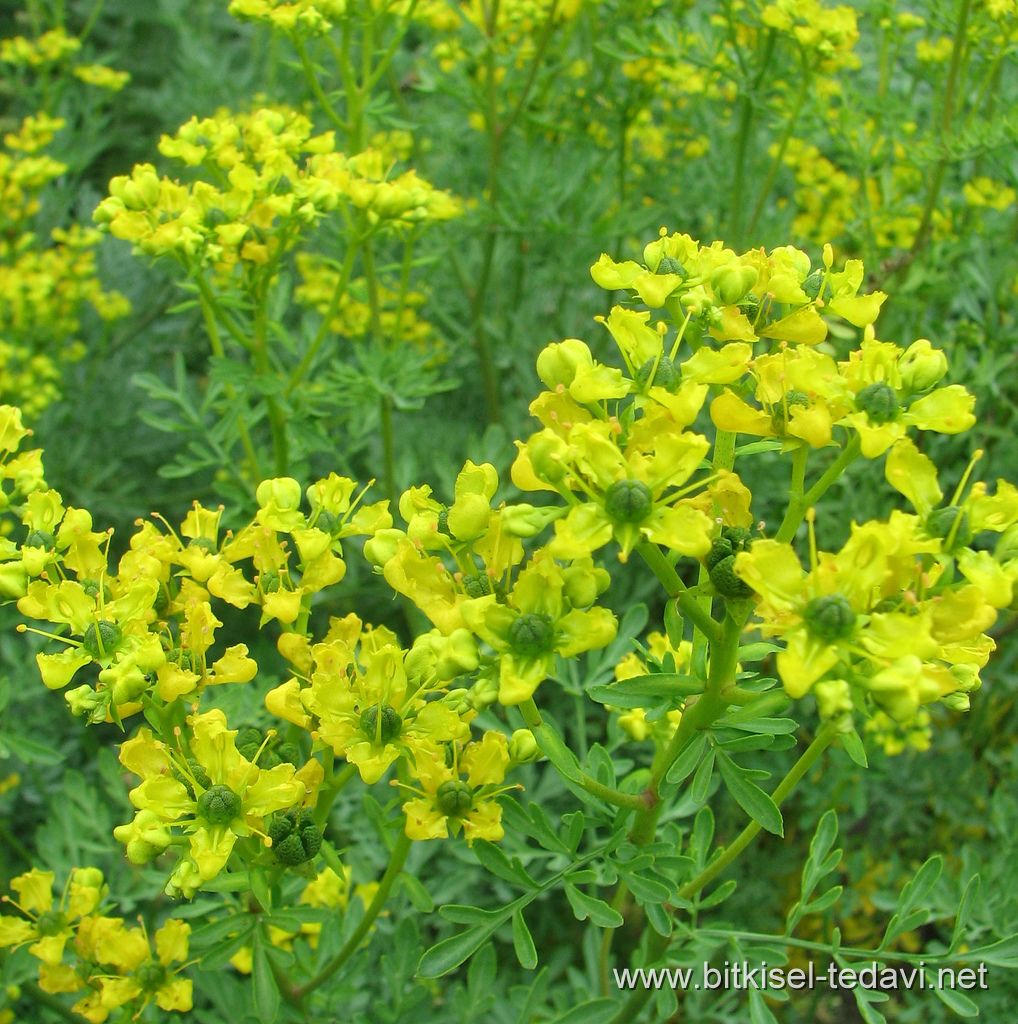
[34,910,66,937]
[803,594,856,641]
[437,779,473,816]
[709,554,753,599]
[656,256,687,277]
[855,382,899,424]
[82,620,122,660]
[770,390,810,432]
[507,613,555,657]
[635,356,680,393]
[463,573,493,598]
[196,784,241,825]
[604,479,653,524]
[360,704,403,744]
[925,505,973,549]
[136,961,168,992]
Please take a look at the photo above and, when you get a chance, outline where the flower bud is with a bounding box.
[508,728,540,764]
[562,562,610,608]
[711,264,758,305]
[527,432,570,484]
[814,679,852,719]
[257,477,303,512]
[949,664,981,693]
[501,503,564,538]
[469,676,500,710]
[65,684,105,720]
[899,339,948,393]
[363,528,404,567]
[942,692,970,712]
[536,339,591,390]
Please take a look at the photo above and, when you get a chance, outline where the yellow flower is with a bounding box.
[397,732,514,843]
[119,711,304,884]
[461,550,617,705]
[0,867,105,966]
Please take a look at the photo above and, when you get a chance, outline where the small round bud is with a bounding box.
[711,264,759,305]
[256,477,302,511]
[507,613,555,658]
[855,382,899,424]
[196,784,241,825]
[469,676,500,710]
[803,595,856,641]
[436,779,473,816]
[360,704,403,744]
[899,339,948,393]
[82,620,122,660]
[508,728,540,764]
[604,480,653,524]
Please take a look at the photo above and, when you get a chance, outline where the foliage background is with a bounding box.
[1,0,1016,1020]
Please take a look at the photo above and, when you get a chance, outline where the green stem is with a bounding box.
[519,700,650,810]
[250,279,289,476]
[193,273,262,484]
[313,762,358,828]
[608,722,838,1024]
[775,435,860,543]
[694,927,979,966]
[729,28,776,244]
[677,721,838,900]
[599,881,630,996]
[744,55,810,241]
[380,393,397,509]
[293,829,412,999]
[286,230,359,396]
[295,37,349,132]
[635,542,721,644]
[908,0,973,258]
[628,611,744,846]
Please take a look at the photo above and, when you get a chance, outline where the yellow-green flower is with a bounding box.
[461,551,616,705]
[396,732,514,843]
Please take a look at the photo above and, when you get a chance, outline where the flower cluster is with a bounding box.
[0,868,191,1021]
[94,106,460,274]
[0,113,130,413]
